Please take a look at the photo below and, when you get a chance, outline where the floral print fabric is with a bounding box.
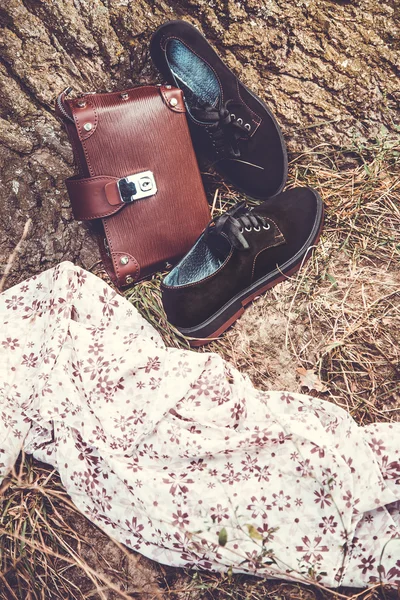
[0,262,399,588]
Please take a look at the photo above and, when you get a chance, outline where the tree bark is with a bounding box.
[0,0,398,288]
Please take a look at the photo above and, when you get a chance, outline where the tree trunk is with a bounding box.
[0,0,398,288]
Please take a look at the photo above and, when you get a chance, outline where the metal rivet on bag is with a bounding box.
[83,122,92,131]
[120,92,129,100]
[120,256,129,265]
[169,98,178,107]
[125,275,134,285]
[77,100,86,108]
[165,84,172,89]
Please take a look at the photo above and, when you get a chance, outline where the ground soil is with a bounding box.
[0,0,398,288]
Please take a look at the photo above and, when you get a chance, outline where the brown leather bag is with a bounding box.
[56,85,210,287]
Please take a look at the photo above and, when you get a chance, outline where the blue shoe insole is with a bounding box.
[166,39,220,111]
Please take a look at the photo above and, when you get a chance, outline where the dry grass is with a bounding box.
[211,133,400,422]
[1,132,399,598]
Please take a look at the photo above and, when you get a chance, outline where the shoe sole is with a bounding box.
[175,191,324,346]
[150,20,288,200]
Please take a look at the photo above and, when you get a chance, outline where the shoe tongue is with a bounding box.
[197,95,220,109]
[206,228,232,261]
[206,202,251,256]
[191,97,220,122]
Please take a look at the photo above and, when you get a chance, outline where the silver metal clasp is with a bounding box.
[117,170,157,203]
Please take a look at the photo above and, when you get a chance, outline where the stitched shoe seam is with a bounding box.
[251,220,286,281]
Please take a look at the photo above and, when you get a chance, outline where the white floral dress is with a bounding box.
[0,262,399,588]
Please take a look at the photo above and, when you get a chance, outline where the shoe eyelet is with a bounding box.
[230,113,236,120]
[263,223,271,230]
[245,226,252,232]
[245,123,251,131]
[237,117,243,125]
[239,227,244,233]
[253,225,261,232]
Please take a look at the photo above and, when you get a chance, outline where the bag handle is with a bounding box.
[55,87,74,123]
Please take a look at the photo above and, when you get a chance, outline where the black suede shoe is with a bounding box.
[161,188,323,345]
[150,20,287,200]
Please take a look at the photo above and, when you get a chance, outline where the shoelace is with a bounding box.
[205,202,270,251]
[192,100,251,158]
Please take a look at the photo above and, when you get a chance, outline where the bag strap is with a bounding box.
[65,176,125,221]
[55,87,75,123]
